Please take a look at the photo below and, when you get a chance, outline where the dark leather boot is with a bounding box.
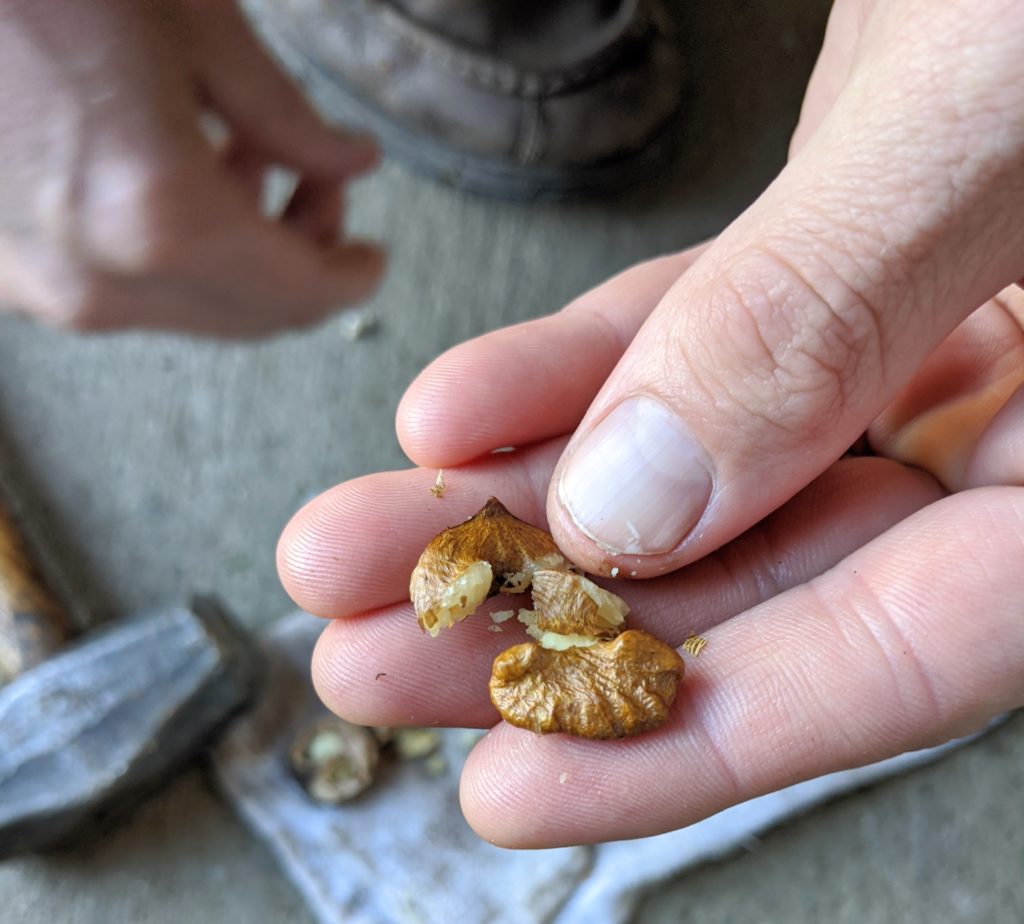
[246,0,686,198]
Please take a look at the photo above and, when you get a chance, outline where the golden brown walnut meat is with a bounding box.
[489,630,685,739]
[411,497,686,740]
[522,569,628,646]
[410,498,571,636]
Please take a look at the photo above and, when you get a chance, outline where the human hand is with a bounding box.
[278,0,1024,847]
[0,0,383,336]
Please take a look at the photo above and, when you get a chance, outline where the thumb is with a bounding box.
[548,0,1024,576]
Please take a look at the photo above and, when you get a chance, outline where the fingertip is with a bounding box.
[395,349,490,467]
[331,131,380,176]
[276,492,336,616]
[459,725,550,848]
[294,126,381,179]
[329,240,387,302]
[310,619,347,717]
[397,249,714,470]
[311,602,505,727]
[310,616,396,727]
[192,0,381,179]
[290,241,386,327]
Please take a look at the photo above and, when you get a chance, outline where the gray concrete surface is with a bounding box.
[1,0,1022,921]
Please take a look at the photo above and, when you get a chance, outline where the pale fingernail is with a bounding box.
[558,397,713,555]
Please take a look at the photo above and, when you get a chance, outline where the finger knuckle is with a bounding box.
[692,249,885,440]
[73,162,192,275]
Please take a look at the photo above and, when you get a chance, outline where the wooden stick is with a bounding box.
[0,497,75,685]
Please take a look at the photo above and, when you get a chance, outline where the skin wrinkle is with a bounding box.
[814,567,945,737]
[713,532,784,614]
[747,613,862,763]
[753,244,882,423]
[690,616,837,797]
[651,310,721,429]
[813,51,1021,314]
[777,199,918,370]
[659,287,785,447]
[672,693,746,808]
[693,252,873,442]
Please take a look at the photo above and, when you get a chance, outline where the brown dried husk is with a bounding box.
[489,630,685,739]
[410,498,571,634]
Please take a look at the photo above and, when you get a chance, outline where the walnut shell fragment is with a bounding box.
[410,497,571,636]
[489,630,685,739]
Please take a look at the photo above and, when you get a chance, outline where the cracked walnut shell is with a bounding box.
[410,497,571,636]
[489,630,685,739]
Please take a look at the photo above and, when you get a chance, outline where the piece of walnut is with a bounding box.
[524,569,628,642]
[289,716,379,803]
[410,498,685,739]
[409,497,571,636]
[489,630,685,739]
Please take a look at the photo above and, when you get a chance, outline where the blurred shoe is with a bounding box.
[246,0,686,198]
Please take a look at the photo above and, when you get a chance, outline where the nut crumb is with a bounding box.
[394,728,441,760]
[487,624,503,633]
[682,635,708,657]
[289,717,379,804]
[430,470,446,498]
[424,753,448,778]
[339,308,378,341]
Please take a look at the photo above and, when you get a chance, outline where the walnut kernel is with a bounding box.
[410,498,685,739]
[409,497,571,636]
[525,569,628,641]
[489,630,684,739]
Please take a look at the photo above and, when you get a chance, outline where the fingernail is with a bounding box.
[558,397,713,555]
